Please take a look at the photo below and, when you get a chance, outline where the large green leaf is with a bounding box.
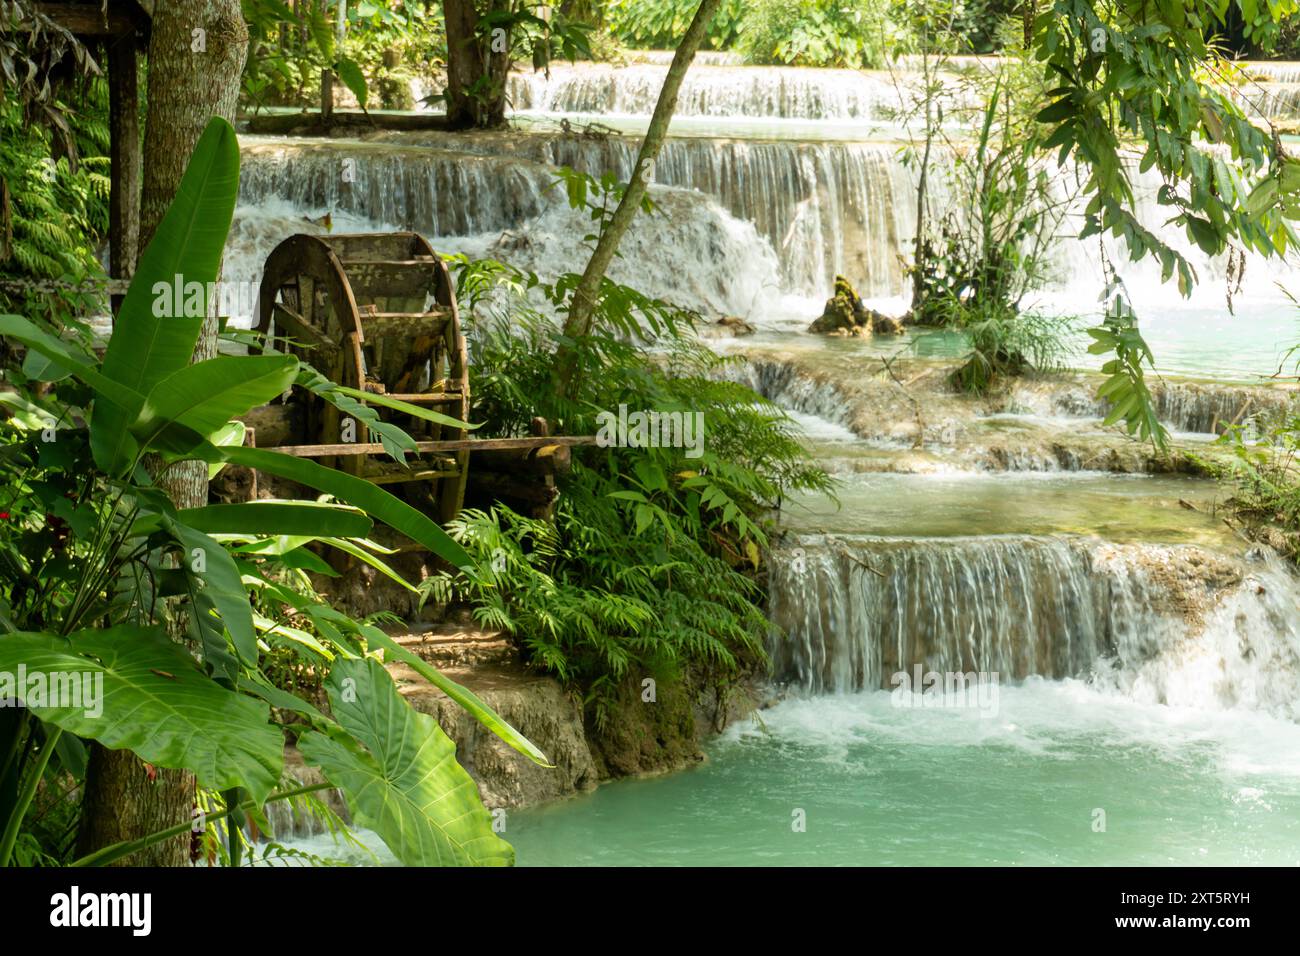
[170,522,258,667]
[192,443,477,571]
[92,117,241,475]
[132,354,299,454]
[176,501,373,538]
[0,627,282,802]
[0,315,146,415]
[331,385,477,431]
[335,56,368,109]
[358,625,550,767]
[298,658,512,866]
[296,366,418,463]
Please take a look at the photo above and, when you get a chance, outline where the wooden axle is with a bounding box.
[270,436,599,458]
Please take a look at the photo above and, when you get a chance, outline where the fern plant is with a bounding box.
[0,85,110,319]
[437,253,834,720]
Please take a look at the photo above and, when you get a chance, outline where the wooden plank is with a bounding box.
[358,309,452,338]
[365,469,460,486]
[345,261,439,302]
[34,3,139,34]
[107,32,140,312]
[474,443,572,474]
[269,436,599,457]
[272,303,336,351]
[324,233,422,262]
[362,392,462,404]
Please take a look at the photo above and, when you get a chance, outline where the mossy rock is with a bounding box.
[808,275,903,335]
[585,674,702,778]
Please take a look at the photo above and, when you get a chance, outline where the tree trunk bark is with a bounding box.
[77,0,249,868]
[442,0,511,129]
[552,0,723,399]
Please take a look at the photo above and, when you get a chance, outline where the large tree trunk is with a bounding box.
[77,0,248,867]
[552,0,723,398]
[442,0,511,129]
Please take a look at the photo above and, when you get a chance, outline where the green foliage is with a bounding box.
[1205,347,1300,564]
[0,0,100,140]
[735,0,906,68]
[909,72,1064,314]
[0,627,284,801]
[1085,292,1167,448]
[1270,13,1300,58]
[953,0,1022,53]
[1219,415,1300,521]
[1036,0,1300,291]
[483,4,597,73]
[242,0,447,111]
[902,60,1075,390]
[605,0,745,49]
[0,87,110,319]
[1026,1,1300,451]
[0,117,543,867]
[553,165,657,248]
[438,238,832,718]
[441,2,595,124]
[946,308,1077,392]
[298,658,513,866]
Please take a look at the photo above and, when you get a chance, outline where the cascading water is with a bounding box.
[768,534,1300,722]
[248,54,1300,865]
[505,63,951,122]
[238,65,1300,351]
[231,138,789,324]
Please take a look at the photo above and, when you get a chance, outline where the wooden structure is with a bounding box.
[29,2,154,295]
[255,232,473,522]
[248,232,596,534]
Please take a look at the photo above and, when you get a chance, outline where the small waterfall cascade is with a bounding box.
[768,535,1300,720]
[506,63,942,121]
[538,136,917,299]
[508,58,1300,123]
[734,352,1300,441]
[1237,61,1300,120]
[1007,376,1300,436]
[239,79,1300,315]
[233,139,788,323]
[261,789,351,841]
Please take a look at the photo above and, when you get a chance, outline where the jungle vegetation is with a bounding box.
[0,0,1297,868]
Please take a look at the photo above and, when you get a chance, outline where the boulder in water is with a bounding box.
[808,275,903,336]
[871,311,905,335]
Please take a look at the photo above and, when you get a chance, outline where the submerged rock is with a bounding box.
[870,311,906,335]
[716,315,756,336]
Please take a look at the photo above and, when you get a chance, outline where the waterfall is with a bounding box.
[537,137,916,299]
[237,124,1299,326]
[1238,62,1300,120]
[768,535,1300,720]
[1151,381,1299,435]
[507,59,1300,123]
[506,63,940,122]
[1007,377,1300,438]
[734,353,1300,441]
[232,139,789,323]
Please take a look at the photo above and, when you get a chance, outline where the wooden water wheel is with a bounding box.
[255,232,470,523]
